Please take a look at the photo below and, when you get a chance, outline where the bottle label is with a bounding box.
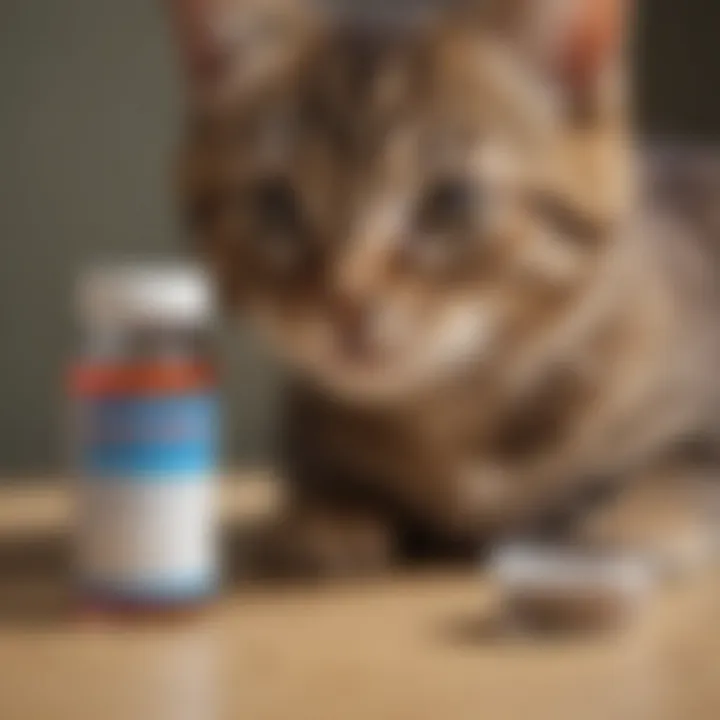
[73,388,219,603]
[80,394,217,478]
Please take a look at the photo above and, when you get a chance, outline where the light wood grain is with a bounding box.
[0,475,717,720]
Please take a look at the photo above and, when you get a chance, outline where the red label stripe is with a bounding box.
[69,362,216,396]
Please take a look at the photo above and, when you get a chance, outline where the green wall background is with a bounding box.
[0,0,279,474]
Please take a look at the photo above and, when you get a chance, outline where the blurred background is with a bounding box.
[0,0,719,477]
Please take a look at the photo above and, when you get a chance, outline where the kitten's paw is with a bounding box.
[247,506,392,580]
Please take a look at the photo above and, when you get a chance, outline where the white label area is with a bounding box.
[76,477,217,597]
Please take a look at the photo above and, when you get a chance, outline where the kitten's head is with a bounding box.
[172,0,630,403]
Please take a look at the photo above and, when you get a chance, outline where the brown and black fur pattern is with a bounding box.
[171,0,720,576]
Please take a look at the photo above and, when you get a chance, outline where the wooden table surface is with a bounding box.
[0,476,717,720]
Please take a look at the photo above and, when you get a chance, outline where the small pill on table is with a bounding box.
[490,542,656,633]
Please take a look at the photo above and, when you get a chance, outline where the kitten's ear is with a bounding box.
[165,0,316,103]
[470,0,630,113]
[165,0,225,86]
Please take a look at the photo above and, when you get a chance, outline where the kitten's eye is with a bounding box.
[250,177,308,273]
[252,177,299,231]
[403,178,479,272]
[416,177,477,231]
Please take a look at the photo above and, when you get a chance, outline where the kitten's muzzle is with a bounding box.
[331,296,384,365]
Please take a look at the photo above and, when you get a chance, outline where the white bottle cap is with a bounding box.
[77,264,214,329]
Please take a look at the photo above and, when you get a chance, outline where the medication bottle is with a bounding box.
[70,265,219,612]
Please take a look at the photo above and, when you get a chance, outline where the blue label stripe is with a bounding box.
[80,393,219,481]
[84,453,215,481]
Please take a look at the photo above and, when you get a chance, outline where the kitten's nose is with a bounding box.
[332,243,386,361]
[332,296,376,362]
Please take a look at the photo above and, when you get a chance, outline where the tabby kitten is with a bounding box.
[170,0,720,575]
